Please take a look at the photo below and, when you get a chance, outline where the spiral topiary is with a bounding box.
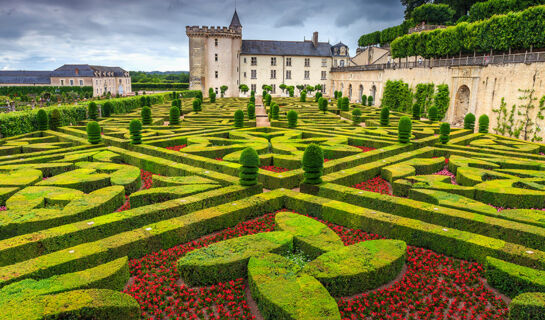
[361,95,367,106]
[271,103,280,120]
[367,96,373,106]
[239,147,260,186]
[314,91,322,102]
[287,110,298,128]
[247,103,255,119]
[439,122,451,144]
[464,113,476,131]
[169,106,180,125]
[398,116,412,144]
[88,102,98,120]
[234,110,244,128]
[49,109,61,131]
[102,102,113,117]
[341,97,349,111]
[37,109,48,131]
[300,91,306,102]
[428,106,438,122]
[352,108,362,125]
[86,121,101,144]
[380,107,390,126]
[412,103,420,120]
[141,106,152,125]
[129,119,143,145]
[302,144,324,185]
[479,114,489,133]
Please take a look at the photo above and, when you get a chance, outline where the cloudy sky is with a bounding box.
[0,0,404,71]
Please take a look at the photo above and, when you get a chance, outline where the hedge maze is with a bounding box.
[1,94,545,319]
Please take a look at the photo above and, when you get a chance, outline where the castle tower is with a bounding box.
[186,11,242,97]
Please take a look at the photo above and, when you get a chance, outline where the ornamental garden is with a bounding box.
[0,90,544,320]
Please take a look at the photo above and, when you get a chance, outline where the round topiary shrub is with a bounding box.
[169,106,180,125]
[196,91,203,101]
[464,113,476,131]
[287,110,298,128]
[86,121,101,144]
[300,91,307,102]
[239,147,260,186]
[129,119,142,145]
[428,106,438,122]
[49,109,61,131]
[302,144,324,185]
[192,98,201,113]
[247,103,255,119]
[37,109,48,131]
[141,106,152,125]
[398,116,412,144]
[341,97,349,111]
[439,122,451,144]
[380,107,390,126]
[361,95,367,106]
[271,103,280,120]
[367,96,374,106]
[234,110,244,128]
[88,102,98,120]
[479,114,489,133]
[412,103,420,120]
[102,102,113,117]
[210,92,216,103]
[352,108,362,125]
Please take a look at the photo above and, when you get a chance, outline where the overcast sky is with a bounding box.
[0,0,404,71]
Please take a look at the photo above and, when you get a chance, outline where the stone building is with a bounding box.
[0,64,131,97]
[186,11,349,97]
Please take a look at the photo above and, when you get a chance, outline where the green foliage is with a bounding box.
[382,80,412,112]
[367,95,374,106]
[239,84,249,93]
[341,97,349,111]
[132,83,188,91]
[287,110,298,128]
[486,257,545,298]
[146,96,151,107]
[302,144,324,185]
[380,107,390,126]
[169,106,180,126]
[36,109,48,131]
[210,91,216,103]
[464,113,476,131]
[414,83,435,117]
[300,91,307,102]
[129,119,143,145]
[271,103,280,120]
[192,98,202,113]
[86,121,101,144]
[265,94,272,106]
[247,103,255,119]
[412,103,420,120]
[358,31,381,47]
[468,0,545,22]
[411,4,455,25]
[508,292,545,320]
[288,87,294,97]
[315,91,323,102]
[196,91,203,101]
[102,102,113,118]
[49,108,61,131]
[479,114,489,133]
[398,116,412,143]
[318,97,328,113]
[239,147,260,186]
[220,85,228,97]
[361,95,367,106]
[337,98,342,110]
[88,102,98,120]
[428,106,439,121]
[141,106,152,125]
[0,86,92,98]
[359,20,416,46]
[352,108,362,125]
[439,122,451,144]
[130,70,189,84]
[234,110,244,128]
[434,84,450,119]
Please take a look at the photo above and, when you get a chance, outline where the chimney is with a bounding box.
[312,32,318,48]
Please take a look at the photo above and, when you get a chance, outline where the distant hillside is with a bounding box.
[130,71,189,83]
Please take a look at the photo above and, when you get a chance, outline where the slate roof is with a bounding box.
[230,10,242,28]
[0,71,51,84]
[332,42,347,48]
[51,64,127,77]
[241,40,332,57]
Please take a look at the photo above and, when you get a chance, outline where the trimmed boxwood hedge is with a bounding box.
[509,292,545,320]
[486,256,545,298]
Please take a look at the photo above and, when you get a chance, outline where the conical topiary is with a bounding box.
[361,95,367,106]
[300,91,307,102]
[428,106,438,122]
[367,96,373,106]
[102,102,113,117]
[319,98,328,113]
[479,114,489,133]
[302,144,324,185]
[37,109,48,131]
[247,103,255,119]
[141,106,152,125]
[49,109,61,131]
[314,91,322,102]
[129,119,142,145]
[271,103,280,120]
[341,97,349,111]
[88,102,98,120]
[464,113,476,131]
[210,92,216,103]
[412,103,420,120]
[265,94,272,106]
[86,121,101,144]
[196,91,203,101]
[239,147,260,186]
[380,107,390,126]
[398,116,412,144]
[234,110,244,128]
[352,108,362,125]
[439,122,451,144]
[169,106,180,125]
[337,98,342,110]
[192,98,201,113]
[287,110,298,128]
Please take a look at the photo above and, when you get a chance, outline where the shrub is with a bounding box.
[220,85,228,97]
[49,109,61,131]
[479,114,489,133]
[234,110,244,128]
[239,147,260,186]
[88,102,98,120]
[341,97,349,111]
[210,92,216,103]
[141,106,152,125]
[434,84,450,119]
[439,122,450,144]
[352,108,362,125]
[247,103,255,119]
[314,91,322,102]
[139,96,146,107]
[169,106,180,125]
[302,144,324,185]
[380,107,390,126]
[361,95,367,106]
[196,91,203,101]
[398,116,412,143]
[412,103,421,120]
[411,3,455,25]
[287,110,298,128]
[318,97,328,113]
[300,91,307,102]
[192,98,201,113]
[37,109,48,131]
[102,102,113,117]
[271,103,280,120]
[129,119,142,145]
[288,88,294,97]
[381,80,411,112]
[428,106,439,121]
[265,94,271,107]
[508,292,545,320]
[86,121,101,144]
[367,96,374,106]
[337,98,342,110]
[464,113,476,131]
[146,96,151,107]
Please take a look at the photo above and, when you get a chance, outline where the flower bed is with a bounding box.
[352,176,392,195]
[116,169,154,212]
[353,146,377,153]
[166,145,188,152]
[260,165,289,173]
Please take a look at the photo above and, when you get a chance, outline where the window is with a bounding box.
[251,84,256,92]
[251,57,257,66]
[321,71,327,80]
[304,71,310,80]
[244,57,247,63]
[322,59,327,67]
[215,53,218,61]
[215,88,219,94]
[60,79,64,86]
[215,71,218,78]
[80,80,84,86]
[69,79,74,86]
[244,72,247,78]
[286,70,291,80]
[304,58,310,67]
[271,57,276,66]
[286,58,291,67]
[334,60,338,67]
[340,60,345,67]
[95,80,98,85]
[272,84,276,94]
[322,84,326,93]
[270,70,276,79]
[215,38,218,46]
[251,70,257,79]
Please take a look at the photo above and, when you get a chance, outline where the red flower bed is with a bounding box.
[124,209,508,320]
[324,158,330,162]
[166,145,188,152]
[215,158,223,161]
[353,146,376,153]
[352,176,392,195]
[434,167,458,185]
[0,206,5,211]
[260,165,289,173]
[116,169,154,212]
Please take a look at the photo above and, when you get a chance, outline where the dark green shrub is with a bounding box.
[139,96,146,107]
[287,110,298,128]
[271,103,280,120]
[102,102,113,117]
[508,292,545,320]
[411,3,455,25]
[209,88,214,96]
[265,94,271,107]
[169,106,180,125]
[302,144,324,185]
[464,113,476,131]
[247,103,255,119]
[196,91,203,101]
[37,109,48,131]
[192,98,201,113]
[250,95,255,105]
[479,114,489,133]
[380,107,390,126]
[49,109,61,131]
[86,121,101,144]
[289,88,294,97]
[300,91,307,102]
[141,106,152,125]
[398,116,412,143]
[361,95,367,106]
[428,106,438,122]
[129,119,142,145]
[439,122,450,144]
[314,91,322,102]
[367,96,374,106]
[88,102,98,120]
[352,108,362,125]
[234,110,244,128]
[337,98,342,110]
[146,96,151,107]
[341,97,349,111]
[412,103,420,120]
[210,92,216,103]
[318,97,328,113]
[239,147,260,186]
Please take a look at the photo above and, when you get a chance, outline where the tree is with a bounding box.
[129,119,143,144]
[352,108,362,126]
[49,109,61,131]
[196,91,203,101]
[411,3,455,25]
[479,114,489,133]
[439,122,451,143]
[86,121,101,144]
[239,84,249,94]
[412,103,421,120]
[287,110,298,128]
[239,147,260,186]
[380,107,390,126]
[141,106,152,125]
[381,80,412,112]
[361,95,367,106]
[315,91,323,102]
[302,144,324,185]
[169,106,180,125]
[401,0,430,19]
[37,109,48,131]
[220,85,228,98]
[265,94,272,106]
[315,84,322,91]
[88,102,98,120]
[279,84,287,93]
[234,110,244,128]
[428,106,439,121]
[367,96,374,106]
[434,84,450,119]
[464,113,476,131]
[296,85,305,93]
[289,87,295,97]
[398,116,412,143]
